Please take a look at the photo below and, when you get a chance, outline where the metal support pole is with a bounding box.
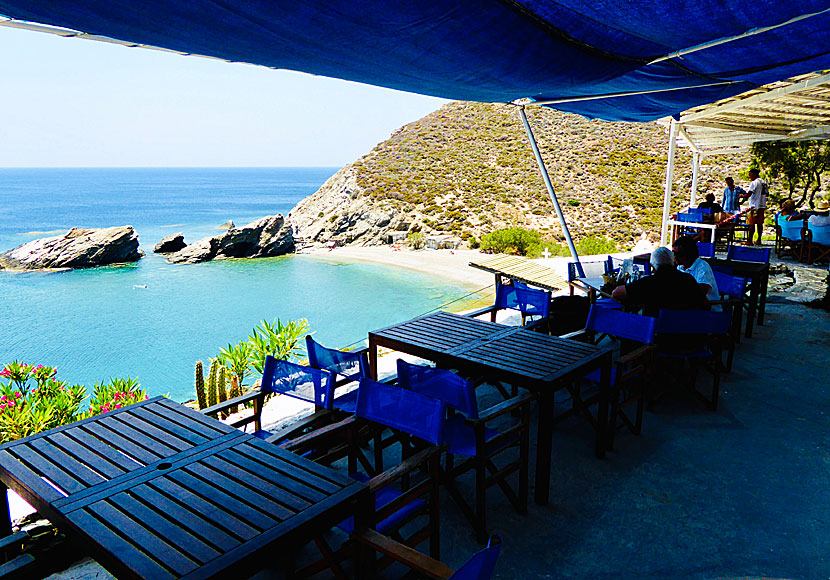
[690,151,700,207]
[518,106,583,277]
[660,119,680,246]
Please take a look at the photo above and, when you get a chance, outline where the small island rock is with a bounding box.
[0,226,142,270]
[218,221,235,230]
[153,233,187,254]
[167,215,293,264]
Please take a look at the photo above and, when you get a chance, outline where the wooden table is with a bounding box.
[368,311,611,506]
[468,254,568,293]
[570,276,612,302]
[705,257,770,338]
[0,397,367,579]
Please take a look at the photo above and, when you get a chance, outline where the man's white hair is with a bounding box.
[650,246,675,270]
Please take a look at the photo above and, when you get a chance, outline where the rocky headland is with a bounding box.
[287,101,752,249]
[165,214,294,264]
[0,226,142,271]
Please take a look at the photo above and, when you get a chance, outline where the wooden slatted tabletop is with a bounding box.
[0,397,368,580]
[368,311,611,506]
[468,254,568,292]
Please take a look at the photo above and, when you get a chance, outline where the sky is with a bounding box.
[0,25,448,167]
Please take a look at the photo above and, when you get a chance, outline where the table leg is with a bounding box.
[758,266,769,325]
[745,275,759,338]
[597,354,611,457]
[534,390,554,506]
[0,482,11,537]
[368,336,378,381]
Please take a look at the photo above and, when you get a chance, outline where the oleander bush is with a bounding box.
[0,362,148,443]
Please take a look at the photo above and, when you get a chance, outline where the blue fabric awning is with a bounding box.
[2,1,830,121]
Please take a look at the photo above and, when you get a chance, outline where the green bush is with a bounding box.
[479,227,541,256]
[407,230,426,249]
[576,236,617,255]
[567,200,581,207]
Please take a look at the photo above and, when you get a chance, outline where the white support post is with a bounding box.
[690,151,700,207]
[517,106,583,276]
[660,119,680,246]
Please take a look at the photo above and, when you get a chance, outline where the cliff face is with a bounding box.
[288,102,751,249]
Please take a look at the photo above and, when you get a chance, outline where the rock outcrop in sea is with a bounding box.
[153,233,187,254]
[0,226,142,271]
[167,214,294,264]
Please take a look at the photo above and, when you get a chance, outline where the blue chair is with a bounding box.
[696,242,715,258]
[726,245,771,263]
[468,282,550,326]
[560,306,656,442]
[655,309,732,410]
[803,222,830,264]
[677,211,704,238]
[305,335,369,412]
[774,214,804,259]
[712,270,749,367]
[567,260,623,310]
[354,530,503,580]
[283,377,446,574]
[397,359,532,543]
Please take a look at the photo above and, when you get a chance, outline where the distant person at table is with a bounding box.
[722,177,744,214]
[698,193,723,214]
[808,199,830,226]
[611,247,704,317]
[740,168,768,245]
[672,235,720,311]
[780,199,808,221]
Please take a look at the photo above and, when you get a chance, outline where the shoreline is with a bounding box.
[301,245,495,289]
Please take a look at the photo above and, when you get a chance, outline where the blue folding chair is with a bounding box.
[726,245,771,263]
[567,260,623,310]
[561,306,656,443]
[354,530,503,580]
[676,212,704,239]
[696,242,715,258]
[397,359,532,543]
[655,309,732,410]
[803,222,830,264]
[712,270,749,368]
[774,214,804,259]
[467,282,551,327]
[305,335,369,412]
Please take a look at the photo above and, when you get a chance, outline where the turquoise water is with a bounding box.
[0,169,477,401]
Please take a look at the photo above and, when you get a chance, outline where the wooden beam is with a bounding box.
[683,120,791,136]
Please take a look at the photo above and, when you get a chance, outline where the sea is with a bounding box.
[0,168,481,402]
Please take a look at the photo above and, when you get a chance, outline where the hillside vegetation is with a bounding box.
[289,102,751,250]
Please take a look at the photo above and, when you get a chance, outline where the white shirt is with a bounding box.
[679,257,721,311]
[808,213,830,226]
[747,178,768,209]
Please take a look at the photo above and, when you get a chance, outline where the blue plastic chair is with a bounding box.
[305,335,369,412]
[397,359,532,543]
[696,242,715,258]
[563,306,656,441]
[655,309,732,410]
[726,245,771,263]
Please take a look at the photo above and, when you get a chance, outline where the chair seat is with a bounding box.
[583,367,618,384]
[252,429,273,440]
[444,415,505,457]
[332,388,359,413]
[596,298,623,310]
[338,473,426,534]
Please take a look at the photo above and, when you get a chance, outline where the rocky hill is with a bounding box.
[288,102,751,250]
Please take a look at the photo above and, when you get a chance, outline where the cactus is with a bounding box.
[218,366,228,405]
[195,361,206,410]
[227,375,242,415]
[207,359,219,408]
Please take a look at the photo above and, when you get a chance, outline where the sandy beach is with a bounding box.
[303,245,496,289]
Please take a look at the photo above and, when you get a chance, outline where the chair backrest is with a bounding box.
[808,222,830,245]
[567,260,609,281]
[782,219,804,242]
[676,212,700,223]
[726,245,771,263]
[696,242,715,258]
[261,356,335,408]
[585,305,656,344]
[449,535,503,580]
[396,359,478,419]
[657,309,732,336]
[494,283,550,318]
[306,335,368,382]
[356,378,446,445]
[712,270,748,299]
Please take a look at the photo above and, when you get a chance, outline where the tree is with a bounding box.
[751,140,830,208]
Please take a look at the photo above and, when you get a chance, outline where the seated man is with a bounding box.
[808,199,830,226]
[611,247,704,318]
[671,235,720,311]
[697,193,723,214]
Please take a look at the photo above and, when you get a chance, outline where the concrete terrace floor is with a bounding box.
[433,298,829,580]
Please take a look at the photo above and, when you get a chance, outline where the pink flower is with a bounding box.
[14,392,21,399]
[114,404,121,409]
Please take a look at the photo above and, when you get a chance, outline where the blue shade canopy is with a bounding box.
[2,1,830,121]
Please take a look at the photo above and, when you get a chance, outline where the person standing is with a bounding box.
[722,176,744,214]
[740,168,768,245]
